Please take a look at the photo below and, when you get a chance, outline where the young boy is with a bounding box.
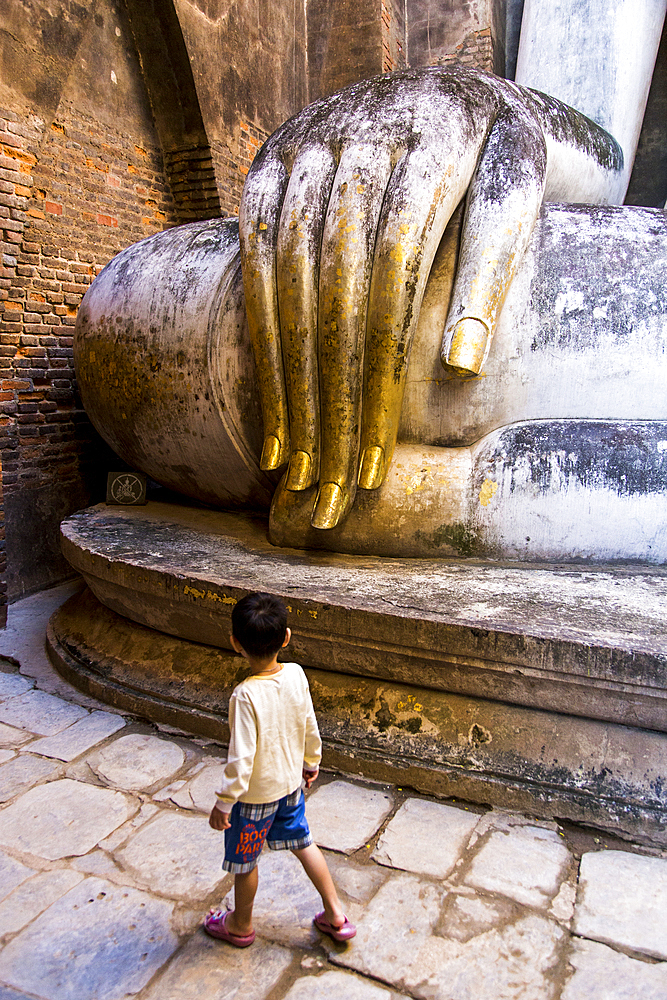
[205,591,356,947]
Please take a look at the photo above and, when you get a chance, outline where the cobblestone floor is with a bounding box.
[1,582,667,1000]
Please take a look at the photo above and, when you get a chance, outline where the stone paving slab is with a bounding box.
[0,779,135,860]
[115,809,228,901]
[142,929,292,1000]
[284,969,407,999]
[0,877,179,1000]
[223,849,322,949]
[0,752,13,765]
[169,760,225,812]
[0,755,62,803]
[574,849,667,960]
[26,712,125,762]
[0,725,32,750]
[0,676,33,701]
[0,691,88,737]
[330,872,566,999]
[463,824,571,909]
[306,781,394,854]
[0,869,83,939]
[562,938,667,999]
[0,853,35,905]
[89,733,185,791]
[372,798,480,878]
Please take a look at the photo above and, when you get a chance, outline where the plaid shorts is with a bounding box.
[222,788,312,873]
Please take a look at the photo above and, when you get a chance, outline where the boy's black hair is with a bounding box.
[231,592,288,658]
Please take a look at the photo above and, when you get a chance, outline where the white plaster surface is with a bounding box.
[0,753,61,802]
[0,877,178,1000]
[89,732,185,791]
[574,850,667,959]
[0,778,134,860]
[306,781,393,853]
[562,938,667,1000]
[464,825,571,908]
[115,810,228,900]
[142,930,292,1000]
[0,689,88,736]
[372,798,480,878]
[27,710,125,761]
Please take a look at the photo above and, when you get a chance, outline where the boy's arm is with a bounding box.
[302,681,322,789]
[209,692,257,830]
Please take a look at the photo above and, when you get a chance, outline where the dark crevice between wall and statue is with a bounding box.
[121,0,221,223]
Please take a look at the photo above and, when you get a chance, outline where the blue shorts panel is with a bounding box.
[223,790,312,873]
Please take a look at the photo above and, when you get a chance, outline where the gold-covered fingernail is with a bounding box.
[443,318,490,376]
[358,445,385,490]
[285,450,312,491]
[260,434,283,470]
[311,482,346,530]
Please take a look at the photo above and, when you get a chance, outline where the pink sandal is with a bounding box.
[314,910,356,942]
[204,908,256,947]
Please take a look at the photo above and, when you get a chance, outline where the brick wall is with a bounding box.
[382,0,407,73]
[0,98,178,600]
[211,121,269,218]
[437,28,493,71]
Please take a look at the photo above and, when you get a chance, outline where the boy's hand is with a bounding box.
[209,804,231,830]
[303,766,319,789]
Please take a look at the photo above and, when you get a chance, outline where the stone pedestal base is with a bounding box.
[50,502,667,845]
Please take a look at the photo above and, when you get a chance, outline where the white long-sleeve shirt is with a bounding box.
[215,661,322,809]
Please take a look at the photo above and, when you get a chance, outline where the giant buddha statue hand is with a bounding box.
[240,66,624,529]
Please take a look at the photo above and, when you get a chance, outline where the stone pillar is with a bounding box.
[515,0,667,198]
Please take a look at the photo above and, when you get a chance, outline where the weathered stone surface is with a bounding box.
[223,848,321,949]
[464,825,571,908]
[97,801,159,851]
[0,852,35,904]
[0,779,134,860]
[0,869,83,938]
[0,750,14,764]
[50,585,667,848]
[561,938,667,999]
[0,675,33,700]
[0,754,61,803]
[27,711,125,762]
[142,929,292,1000]
[170,760,226,812]
[0,877,178,1000]
[373,798,480,878]
[0,690,87,736]
[441,889,518,943]
[284,969,398,999]
[0,723,32,750]
[307,781,393,854]
[89,733,185,791]
[325,852,389,905]
[574,850,667,960]
[332,873,565,998]
[115,810,228,900]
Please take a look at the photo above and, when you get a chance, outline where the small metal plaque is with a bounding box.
[106,472,147,505]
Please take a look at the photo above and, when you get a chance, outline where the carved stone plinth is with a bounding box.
[49,501,667,845]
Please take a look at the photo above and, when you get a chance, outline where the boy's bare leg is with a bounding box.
[226,867,258,936]
[292,843,346,927]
